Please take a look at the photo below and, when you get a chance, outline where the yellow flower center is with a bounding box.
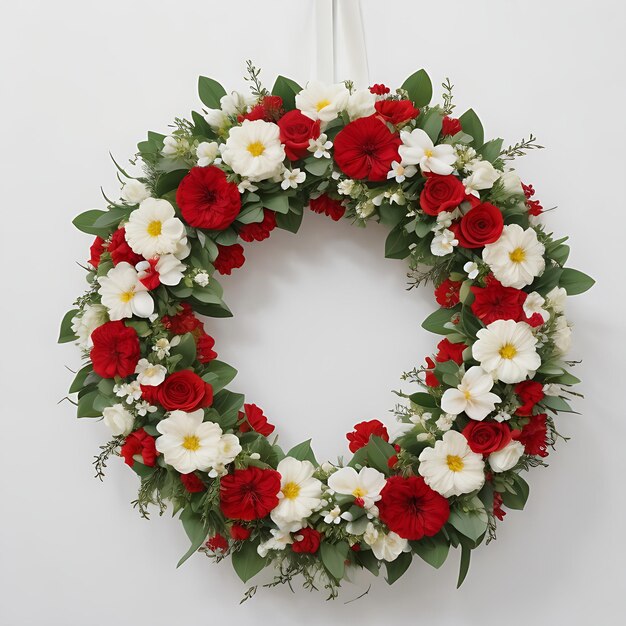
[182,435,200,451]
[352,487,366,498]
[119,290,135,302]
[424,149,434,158]
[509,247,526,263]
[316,99,331,111]
[247,141,265,157]
[446,455,464,472]
[282,482,300,500]
[463,390,472,400]
[147,220,162,237]
[499,343,518,359]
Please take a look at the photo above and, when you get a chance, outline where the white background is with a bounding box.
[1,1,625,624]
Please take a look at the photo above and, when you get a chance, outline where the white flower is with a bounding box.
[543,383,562,397]
[546,286,567,314]
[498,171,524,196]
[102,404,134,436]
[308,133,333,158]
[482,224,545,289]
[365,526,408,562]
[327,467,386,510]
[135,401,157,417]
[125,198,185,259]
[153,337,175,360]
[257,529,293,557]
[523,291,550,322]
[398,128,456,175]
[337,179,356,196]
[418,430,485,497]
[97,262,154,320]
[435,414,456,432]
[295,81,350,122]
[155,409,226,475]
[237,179,258,194]
[387,160,417,183]
[161,135,190,158]
[488,440,525,473]
[346,89,376,120]
[134,358,167,386]
[441,366,502,421]
[114,380,142,403]
[463,160,500,196]
[121,179,150,205]
[552,316,572,354]
[322,505,349,525]
[473,319,541,384]
[271,458,323,530]
[136,254,186,287]
[209,434,242,477]
[196,141,220,166]
[356,200,376,219]
[71,304,108,348]
[193,271,210,287]
[464,261,479,279]
[221,91,254,116]
[363,522,379,546]
[493,410,512,423]
[281,168,306,190]
[204,108,227,131]
[221,120,285,181]
[431,228,458,256]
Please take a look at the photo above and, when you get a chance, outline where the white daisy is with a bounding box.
[441,366,502,421]
[134,358,167,386]
[281,168,306,190]
[102,404,134,436]
[97,262,154,320]
[488,440,525,473]
[295,81,350,122]
[327,467,386,510]
[387,160,417,183]
[398,128,456,175]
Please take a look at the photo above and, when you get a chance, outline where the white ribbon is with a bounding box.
[313,0,370,87]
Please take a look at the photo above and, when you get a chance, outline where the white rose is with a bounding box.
[488,440,525,473]
[553,316,572,354]
[204,108,227,130]
[498,171,524,196]
[102,404,135,436]
[121,179,151,205]
[346,89,377,120]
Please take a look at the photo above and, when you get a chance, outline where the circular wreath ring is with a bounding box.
[60,64,594,599]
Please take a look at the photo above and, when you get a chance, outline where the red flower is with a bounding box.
[196,330,217,363]
[278,110,321,161]
[120,428,158,467]
[89,236,105,268]
[514,380,545,416]
[239,95,284,123]
[378,476,450,540]
[522,183,535,199]
[493,492,506,521]
[451,202,504,248]
[346,420,389,453]
[515,413,549,457]
[180,472,206,493]
[229,523,251,541]
[238,209,276,242]
[369,84,390,95]
[424,356,440,388]
[435,338,467,365]
[309,194,345,221]
[90,321,140,379]
[434,278,462,308]
[137,258,160,290]
[151,370,213,412]
[220,467,281,520]
[374,100,419,125]
[206,534,228,552]
[162,303,202,334]
[441,116,462,136]
[238,403,275,437]
[420,174,466,216]
[470,278,527,325]
[333,116,401,181]
[462,421,512,455]
[292,528,322,554]
[214,243,246,275]
[108,228,143,266]
[176,166,241,230]
[527,199,543,217]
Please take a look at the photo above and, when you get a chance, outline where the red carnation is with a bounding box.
[90,321,140,379]
[162,303,202,335]
[451,202,504,248]
[462,420,512,455]
[441,116,462,136]
[196,330,217,363]
[108,227,143,266]
[238,209,276,242]
[378,476,450,540]
[309,194,345,221]
[214,243,246,275]
[515,413,549,457]
[333,116,401,181]
[434,278,462,308]
[420,174,466,216]
[292,528,322,554]
[206,534,228,552]
[238,403,275,437]
[220,467,281,520]
[120,428,158,468]
[369,84,390,95]
[180,472,206,493]
[470,278,527,325]
[89,236,105,268]
[435,338,467,365]
[176,166,241,230]
[346,420,389,453]
[151,370,213,412]
[515,380,545,416]
[239,95,284,123]
[229,523,251,541]
[374,100,419,126]
[424,356,440,388]
[278,109,321,161]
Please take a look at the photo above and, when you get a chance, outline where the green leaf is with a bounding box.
[286,439,318,465]
[385,226,412,260]
[304,158,331,176]
[58,309,79,343]
[418,108,443,143]
[177,507,209,567]
[401,69,433,108]
[559,268,595,295]
[262,194,290,214]
[271,75,302,111]
[355,549,380,576]
[385,551,412,584]
[198,76,226,109]
[411,534,449,569]
[68,364,93,393]
[231,538,268,582]
[458,109,484,147]
[211,389,245,430]
[422,306,460,335]
[276,209,303,234]
[478,138,504,163]
[363,436,396,475]
[457,543,471,588]
[236,205,265,224]
[170,333,197,369]
[531,265,562,296]
[409,392,438,409]
[201,360,237,394]
[448,500,488,542]
[541,395,575,413]
[320,540,348,580]
[72,210,110,237]
[155,169,188,197]
[500,474,529,510]
[77,389,101,418]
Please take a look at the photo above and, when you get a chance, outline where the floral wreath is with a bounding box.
[60,64,594,599]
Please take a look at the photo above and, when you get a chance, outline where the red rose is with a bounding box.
[292,528,322,554]
[515,413,549,457]
[238,209,276,242]
[333,116,401,181]
[374,100,419,125]
[434,278,462,308]
[238,403,275,437]
[176,166,241,230]
[220,467,281,520]
[452,202,504,248]
[196,330,217,363]
[229,523,251,541]
[309,194,345,221]
[155,370,213,411]
[514,380,545,416]
[206,534,228,552]
[239,95,284,123]
[214,243,245,275]
[470,278,527,325]
[369,84,390,95]
[162,303,202,335]
[278,109,321,161]
[90,321,140,379]
[441,116,462,136]
[420,174,466,216]
[180,472,206,493]
[108,227,143,266]
[346,420,389,453]
[89,236,105,268]
[378,476,450,540]
[424,356,440,388]
[435,338,467,365]
[462,420,512,455]
[120,428,158,467]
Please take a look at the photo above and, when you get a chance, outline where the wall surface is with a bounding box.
[1,1,624,624]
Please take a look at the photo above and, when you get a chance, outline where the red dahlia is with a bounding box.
[238,403,275,437]
[220,467,281,520]
[90,320,140,379]
[378,476,450,540]
[346,420,389,453]
[214,243,245,275]
[309,194,345,221]
[120,428,158,467]
[238,209,276,242]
